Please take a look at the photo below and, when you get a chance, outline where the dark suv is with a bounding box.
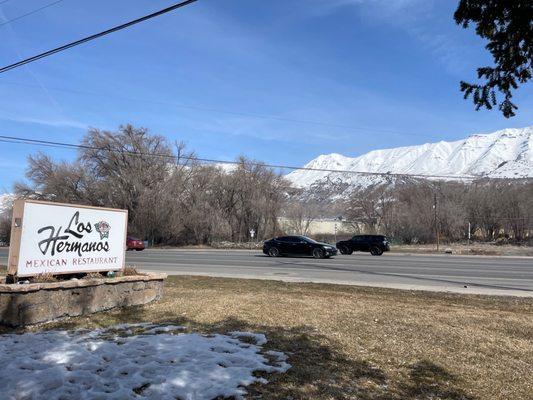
[263,235,337,258]
[336,235,390,256]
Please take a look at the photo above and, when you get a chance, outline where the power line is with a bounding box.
[0,81,447,140]
[0,0,65,28]
[0,134,489,180]
[0,0,198,74]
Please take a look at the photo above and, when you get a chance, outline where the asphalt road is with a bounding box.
[2,247,532,296]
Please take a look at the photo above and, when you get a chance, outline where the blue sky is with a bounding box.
[1,0,532,194]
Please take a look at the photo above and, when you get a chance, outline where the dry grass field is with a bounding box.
[391,243,533,257]
[1,272,531,399]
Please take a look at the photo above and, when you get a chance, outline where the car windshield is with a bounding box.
[298,236,317,244]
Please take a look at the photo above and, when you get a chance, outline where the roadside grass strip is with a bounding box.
[0,274,532,399]
[0,324,290,400]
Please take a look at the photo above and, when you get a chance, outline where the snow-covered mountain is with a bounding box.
[0,193,14,214]
[286,127,533,192]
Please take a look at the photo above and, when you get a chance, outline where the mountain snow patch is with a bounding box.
[0,324,290,400]
[286,126,533,189]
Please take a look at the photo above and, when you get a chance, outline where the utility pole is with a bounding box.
[433,192,439,252]
[334,215,342,244]
[467,221,471,246]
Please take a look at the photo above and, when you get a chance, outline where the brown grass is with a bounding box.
[84,272,104,279]
[122,266,141,276]
[392,243,533,256]
[2,276,532,399]
[29,272,58,283]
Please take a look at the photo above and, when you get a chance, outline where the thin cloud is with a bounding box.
[0,8,67,113]
[303,0,425,17]
[0,114,89,130]
[303,0,472,75]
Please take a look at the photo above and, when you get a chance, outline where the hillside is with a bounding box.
[286,127,533,196]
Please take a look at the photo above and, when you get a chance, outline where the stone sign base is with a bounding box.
[0,273,166,327]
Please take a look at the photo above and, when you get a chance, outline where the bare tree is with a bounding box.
[345,184,397,235]
[283,201,320,236]
[0,211,11,245]
[15,126,289,246]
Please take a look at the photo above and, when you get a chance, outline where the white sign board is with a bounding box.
[8,200,128,277]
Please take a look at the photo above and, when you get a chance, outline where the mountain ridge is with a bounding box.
[286,127,533,190]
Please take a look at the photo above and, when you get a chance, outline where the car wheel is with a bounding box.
[135,248,143,251]
[370,246,383,256]
[312,248,324,259]
[339,245,353,255]
[268,247,280,257]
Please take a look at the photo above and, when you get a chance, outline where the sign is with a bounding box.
[7,200,128,277]
[249,229,255,239]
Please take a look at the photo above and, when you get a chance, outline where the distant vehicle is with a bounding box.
[126,236,145,251]
[263,235,337,259]
[336,235,390,256]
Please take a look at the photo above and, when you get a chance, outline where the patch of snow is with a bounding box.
[229,331,268,346]
[143,325,185,334]
[0,324,290,400]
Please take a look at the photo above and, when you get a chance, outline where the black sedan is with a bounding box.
[263,235,337,259]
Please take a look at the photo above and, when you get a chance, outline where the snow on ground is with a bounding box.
[0,323,290,400]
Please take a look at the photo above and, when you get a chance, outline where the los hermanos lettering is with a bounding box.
[37,211,110,262]
[8,200,127,277]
